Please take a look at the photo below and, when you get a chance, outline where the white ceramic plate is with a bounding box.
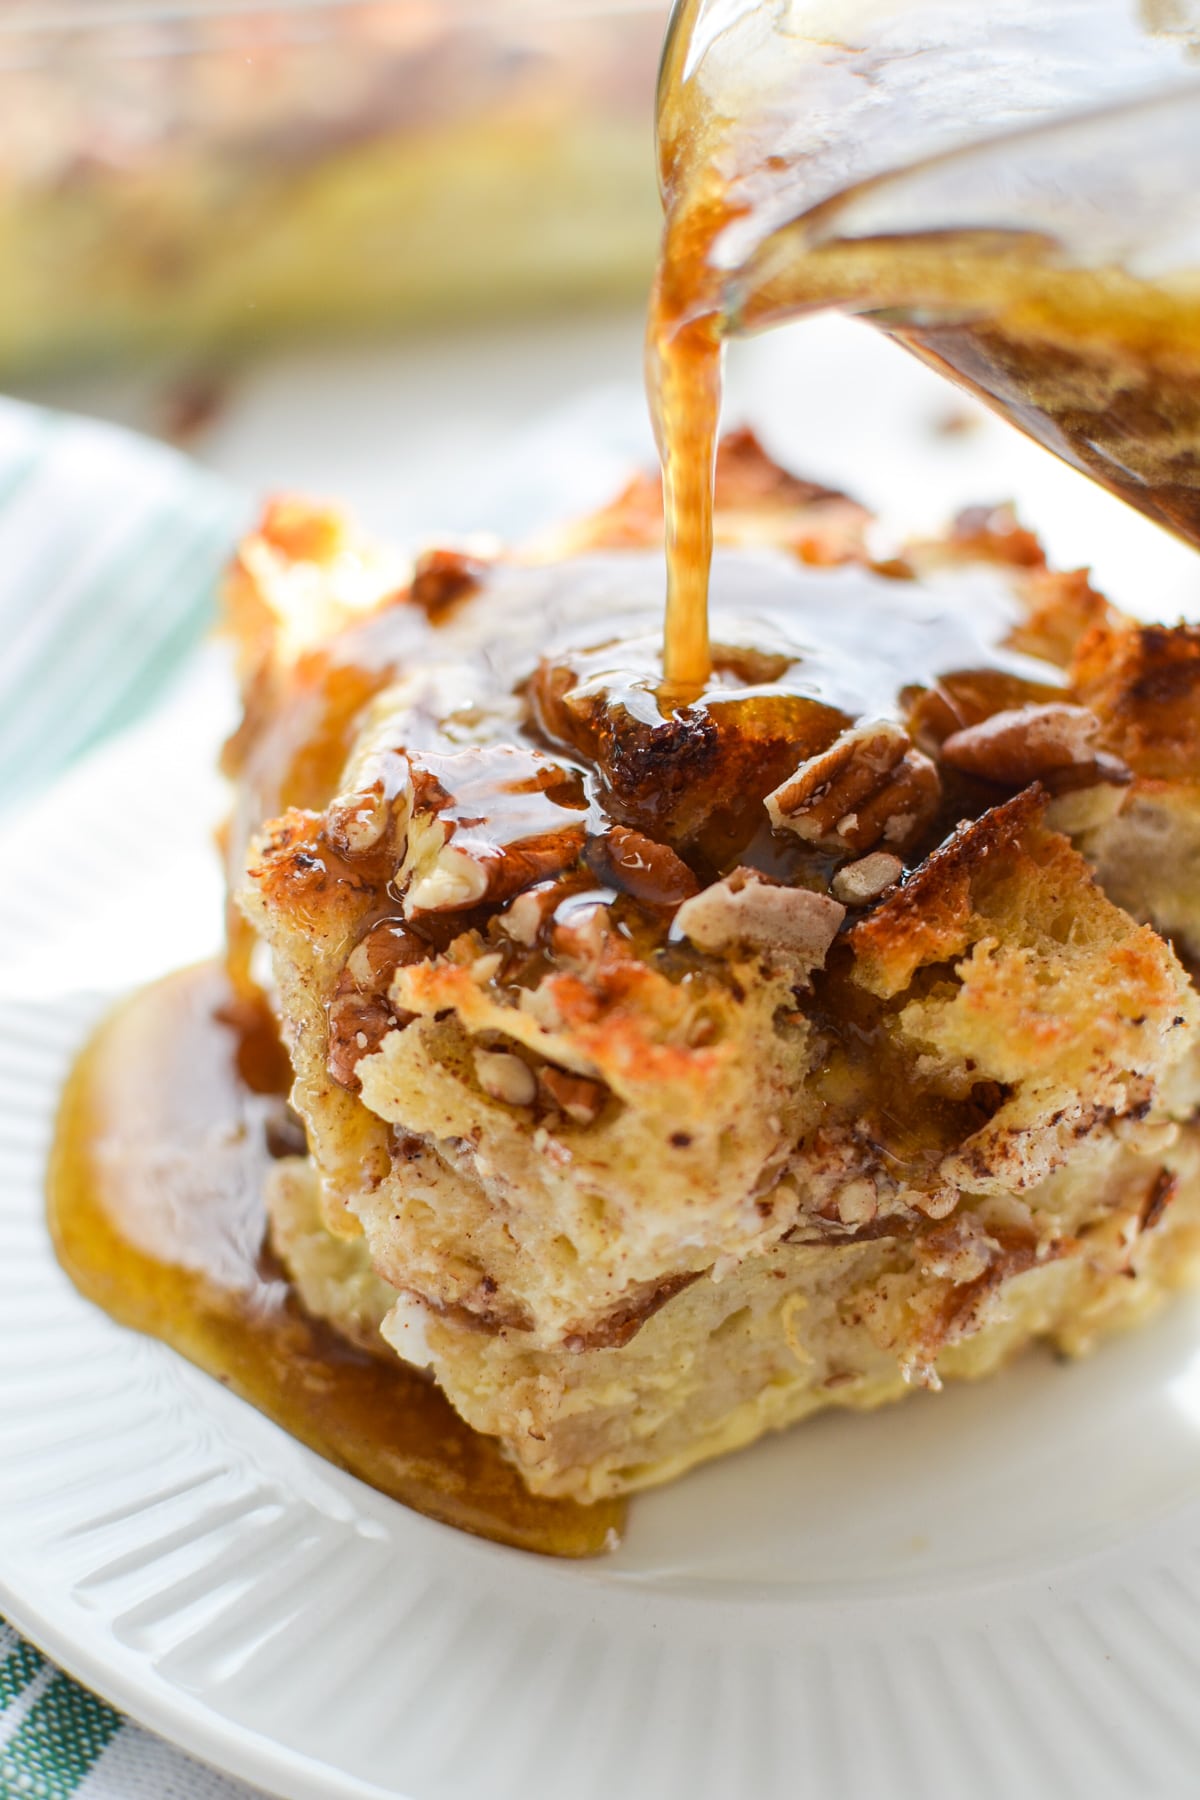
[4,652,1200,1800]
[6,333,1200,1800]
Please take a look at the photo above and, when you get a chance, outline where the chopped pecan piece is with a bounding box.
[831,851,902,907]
[406,840,492,913]
[410,547,485,622]
[585,827,699,907]
[326,785,393,857]
[675,867,844,964]
[495,884,560,947]
[344,918,426,990]
[766,721,940,854]
[474,1049,537,1107]
[539,1065,608,1124]
[327,993,397,1089]
[399,745,586,917]
[835,1177,878,1228]
[327,919,424,1090]
[326,739,414,859]
[938,702,1126,789]
[551,896,611,961]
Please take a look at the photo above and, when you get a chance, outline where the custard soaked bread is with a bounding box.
[226,436,1200,1503]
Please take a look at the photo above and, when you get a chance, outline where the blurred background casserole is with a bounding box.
[0,0,667,376]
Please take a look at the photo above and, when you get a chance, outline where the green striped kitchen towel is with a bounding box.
[0,1621,263,1798]
[0,396,247,813]
[0,397,255,1794]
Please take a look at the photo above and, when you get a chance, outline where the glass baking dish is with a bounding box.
[0,1,668,374]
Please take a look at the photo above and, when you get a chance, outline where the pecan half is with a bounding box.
[938,702,1125,789]
[766,721,940,854]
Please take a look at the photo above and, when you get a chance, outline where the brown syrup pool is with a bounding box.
[47,960,623,1559]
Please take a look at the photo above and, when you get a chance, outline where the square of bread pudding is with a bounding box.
[224,433,1200,1505]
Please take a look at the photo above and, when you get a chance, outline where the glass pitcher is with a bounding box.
[653,0,1200,555]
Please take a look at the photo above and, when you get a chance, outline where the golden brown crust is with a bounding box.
[847,786,1048,997]
[909,503,1118,669]
[1073,618,1200,778]
[553,427,869,563]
